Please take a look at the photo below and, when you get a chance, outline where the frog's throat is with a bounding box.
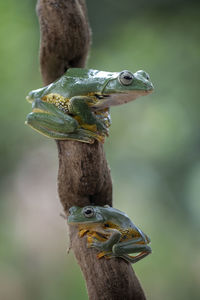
[91,89,153,111]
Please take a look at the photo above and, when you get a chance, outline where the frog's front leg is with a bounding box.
[90,228,122,254]
[113,239,152,264]
[69,96,108,134]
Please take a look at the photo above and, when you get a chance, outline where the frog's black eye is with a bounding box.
[82,207,95,218]
[118,70,134,86]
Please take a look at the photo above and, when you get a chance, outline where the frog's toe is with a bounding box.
[90,240,104,251]
[97,123,107,134]
[97,251,106,259]
[97,251,112,259]
[90,242,99,248]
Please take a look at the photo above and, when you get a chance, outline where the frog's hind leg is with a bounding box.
[112,240,152,264]
[26,112,95,143]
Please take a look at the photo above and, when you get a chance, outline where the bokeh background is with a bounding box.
[1,0,200,299]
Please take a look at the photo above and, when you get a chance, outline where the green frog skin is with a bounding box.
[68,205,151,264]
[26,68,153,143]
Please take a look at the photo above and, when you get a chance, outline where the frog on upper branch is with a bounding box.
[26,68,153,143]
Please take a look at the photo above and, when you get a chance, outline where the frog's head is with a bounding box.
[68,206,105,224]
[26,87,46,103]
[92,70,154,110]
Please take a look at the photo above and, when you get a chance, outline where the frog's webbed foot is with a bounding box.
[90,238,109,251]
[89,238,113,259]
[97,251,113,259]
[78,129,105,143]
[95,108,112,131]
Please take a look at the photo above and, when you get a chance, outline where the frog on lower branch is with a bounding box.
[26,68,153,143]
[68,205,151,263]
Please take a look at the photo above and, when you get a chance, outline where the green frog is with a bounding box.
[26,68,153,143]
[68,205,151,264]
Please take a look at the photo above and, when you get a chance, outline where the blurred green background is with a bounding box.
[0,0,200,299]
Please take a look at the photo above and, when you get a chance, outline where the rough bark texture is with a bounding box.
[36,0,146,299]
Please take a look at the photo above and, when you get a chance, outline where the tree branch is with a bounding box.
[36,0,146,299]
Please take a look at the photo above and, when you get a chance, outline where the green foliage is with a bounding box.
[0,1,200,300]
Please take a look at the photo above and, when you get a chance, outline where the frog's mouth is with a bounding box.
[91,89,153,111]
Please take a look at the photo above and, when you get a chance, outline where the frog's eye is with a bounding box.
[82,207,95,218]
[118,70,134,86]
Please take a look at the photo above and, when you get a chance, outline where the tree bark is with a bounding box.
[36,0,146,299]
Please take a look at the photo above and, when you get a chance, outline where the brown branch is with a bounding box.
[36,0,146,299]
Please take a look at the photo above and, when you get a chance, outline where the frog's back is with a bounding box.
[99,206,135,229]
[64,68,118,97]
[100,206,149,243]
[66,68,116,81]
[45,68,117,98]
[29,68,118,100]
